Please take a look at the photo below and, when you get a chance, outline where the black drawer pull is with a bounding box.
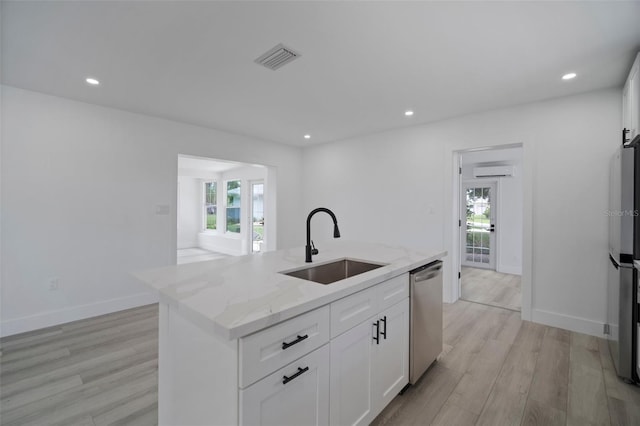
[282,366,309,385]
[282,334,308,350]
[380,316,387,339]
[373,320,380,344]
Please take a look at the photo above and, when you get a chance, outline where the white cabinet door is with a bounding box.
[329,298,410,426]
[240,344,330,426]
[330,319,376,426]
[372,298,410,416]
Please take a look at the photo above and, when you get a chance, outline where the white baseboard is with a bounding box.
[531,308,605,338]
[497,264,522,275]
[0,292,159,338]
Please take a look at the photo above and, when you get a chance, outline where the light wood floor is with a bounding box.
[2,301,640,425]
[0,304,158,426]
[461,266,521,311]
[373,300,640,426]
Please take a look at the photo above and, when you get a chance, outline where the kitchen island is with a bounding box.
[135,241,446,426]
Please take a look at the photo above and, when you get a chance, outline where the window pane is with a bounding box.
[226,180,241,233]
[205,182,217,230]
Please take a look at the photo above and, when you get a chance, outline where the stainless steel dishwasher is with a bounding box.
[409,260,443,384]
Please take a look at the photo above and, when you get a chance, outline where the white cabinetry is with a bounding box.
[240,344,330,426]
[373,298,410,412]
[159,272,413,426]
[329,318,375,426]
[329,277,409,426]
[623,53,640,143]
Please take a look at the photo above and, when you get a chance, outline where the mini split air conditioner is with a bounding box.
[473,166,516,178]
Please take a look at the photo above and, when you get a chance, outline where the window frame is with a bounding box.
[203,180,217,232]
[225,179,242,235]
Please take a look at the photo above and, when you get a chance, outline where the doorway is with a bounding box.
[456,146,524,312]
[176,155,274,263]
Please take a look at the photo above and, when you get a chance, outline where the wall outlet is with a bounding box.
[48,277,59,291]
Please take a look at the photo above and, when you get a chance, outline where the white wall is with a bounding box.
[303,88,621,337]
[461,147,523,275]
[177,175,202,249]
[1,86,303,337]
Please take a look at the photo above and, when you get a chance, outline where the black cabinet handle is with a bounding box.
[373,320,380,344]
[380,316,387,339]
[282,366,309,385]
[282,334,309,350]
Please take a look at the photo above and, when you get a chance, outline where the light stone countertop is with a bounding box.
[134,240,446,340]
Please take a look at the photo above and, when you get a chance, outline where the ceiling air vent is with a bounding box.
[254,43,301,71]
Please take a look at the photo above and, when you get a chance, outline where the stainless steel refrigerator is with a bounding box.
[607,135,640,383]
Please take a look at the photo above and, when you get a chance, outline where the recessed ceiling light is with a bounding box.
[85,77,100,85]
[405,110,414,116]
[562,73,577,80]
[304,134,311,139]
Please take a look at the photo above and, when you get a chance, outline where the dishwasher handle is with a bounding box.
[412,261,442,283]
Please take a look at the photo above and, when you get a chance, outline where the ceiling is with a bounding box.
[3,1,640,147]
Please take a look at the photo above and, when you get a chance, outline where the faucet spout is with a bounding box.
[306,207,341,262]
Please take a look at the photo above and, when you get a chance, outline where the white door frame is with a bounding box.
[249,180,265,253]
[461,179,498,270]
[449,143,532,322]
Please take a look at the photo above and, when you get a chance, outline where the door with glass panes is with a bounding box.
[462,182,497,269]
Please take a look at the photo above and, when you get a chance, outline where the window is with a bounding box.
[226,180,241,233]
[204,181,217,230]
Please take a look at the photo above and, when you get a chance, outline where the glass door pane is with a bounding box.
[463,183,496,269]
[251,182,264,253]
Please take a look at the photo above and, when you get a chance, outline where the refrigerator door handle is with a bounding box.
[610,254,620,270]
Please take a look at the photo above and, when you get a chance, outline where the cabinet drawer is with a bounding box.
[330,286,378,338]
[240,344,330,426]
[240,305,330,388]
[377,273,409,311]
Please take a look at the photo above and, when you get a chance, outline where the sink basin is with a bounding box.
[281,259,386,285]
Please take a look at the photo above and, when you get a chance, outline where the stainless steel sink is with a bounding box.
[281,259,386,285]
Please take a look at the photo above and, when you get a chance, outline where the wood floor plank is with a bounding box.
[1,311,157,362]
[0,345,137,398]
[430,401,478,426]
[475,321,545,426]
[91,389,158,426]
[608,395,640,426]
[1,374,83,412]
[371,363,463,426]
[108,402,158,426]
[567,332,610,426]
[446,339,512,415]
[527,327,570,412]
[461,266,522,311]
[0,347,71,374]
[521,398,566,426]
[2,365,157,426]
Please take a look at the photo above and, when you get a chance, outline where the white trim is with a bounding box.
[0,292,158,338]
[497,264,522,275]
[521,141,534,321]
[532,308,605,338]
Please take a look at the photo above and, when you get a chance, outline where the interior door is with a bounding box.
[462,182,497,270]
[250,181,265,253]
